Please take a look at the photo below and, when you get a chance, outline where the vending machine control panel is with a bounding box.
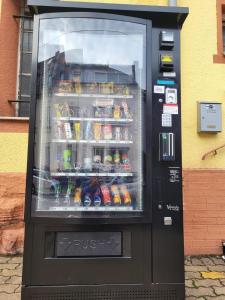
[160,31,175,50]
[160,54,174,72]
[159,132,175,161]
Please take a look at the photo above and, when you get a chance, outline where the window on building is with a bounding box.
[214,0,225,63]
[17,1,33,117]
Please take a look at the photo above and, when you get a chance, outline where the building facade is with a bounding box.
[0,0,225,255]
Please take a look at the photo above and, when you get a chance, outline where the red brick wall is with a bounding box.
[0,0,20,116]
[183,169,225,255]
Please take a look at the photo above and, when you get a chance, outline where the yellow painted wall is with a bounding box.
[0,133,28,173]
[2,0,225,171]
[179,0,225,168]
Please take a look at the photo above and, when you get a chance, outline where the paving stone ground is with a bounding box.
[0,255,224,299]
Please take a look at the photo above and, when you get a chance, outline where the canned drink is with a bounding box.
[93,123,102,140]
[103,124,112,140]
[63,149,72,170]
[64,122,72,139]
[74,187,81,206]
[74,122,81,140]
[124,127,129,141]
[120,185,132,206]
[101,185,111,206]
[111,185,121,206]
[115,127,121,141]
[85,121,92,140]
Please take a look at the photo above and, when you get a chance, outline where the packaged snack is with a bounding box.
[103,125,113,140]
[122,101,131,119]
[57,80,73,93]
[85,121,92,140]
[100,82,114,94]
[74,122,81,140]
[54,104,62,118]
[93,123,102,140]
[84,157,92,172]
[114,127,121,141]
[56,121,64,139]
[120,185,132,205]
[64,122,72,139]
[114,105,121,119]
[124,127,129,141]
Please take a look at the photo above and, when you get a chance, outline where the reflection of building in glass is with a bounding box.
[43,51,139,95]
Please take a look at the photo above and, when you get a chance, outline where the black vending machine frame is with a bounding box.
[22,1,188,300]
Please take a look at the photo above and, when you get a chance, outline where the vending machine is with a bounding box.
[22,1,188,299]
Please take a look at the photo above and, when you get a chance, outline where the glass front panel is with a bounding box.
[32,17,146,215]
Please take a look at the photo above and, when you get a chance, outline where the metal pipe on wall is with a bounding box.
[168,0,177,6]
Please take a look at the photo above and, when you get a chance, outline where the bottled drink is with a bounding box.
[74,187,81,206]
[63,149,72,170]
[111,185,121,206]
[120,185,132,206]
[83,193,92,207]
[94,189,102,206]
[101,185,111,206]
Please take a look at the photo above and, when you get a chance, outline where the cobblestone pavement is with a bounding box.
[0,255,224,299]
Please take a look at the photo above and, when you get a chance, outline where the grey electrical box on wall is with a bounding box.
[197,102,222,133]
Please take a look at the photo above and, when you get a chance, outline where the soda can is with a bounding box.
[74,187,82,206]
[120,185,132,206]
[85,121,92,140]
[124,127,129,141]
[111,185,121,206]
[94,189,102,206]
[93,123,102,140]
[74,122,81,140]
[64,122,72,139]
[103,124,112,140]
[63,149,72,170]
[114,127,121,141]
[101,185,111,206]
[84,193,92,206]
